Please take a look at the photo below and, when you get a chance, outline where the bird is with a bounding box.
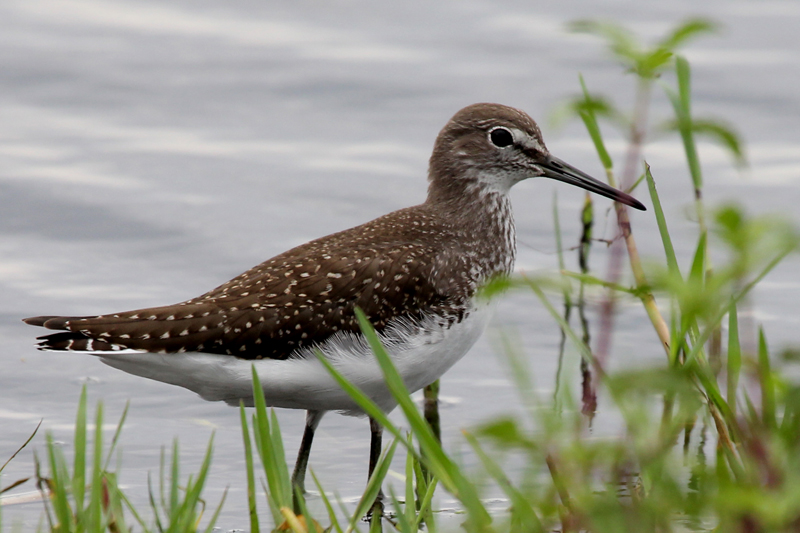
[24,103,645,498]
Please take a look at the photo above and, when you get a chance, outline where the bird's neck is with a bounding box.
[426,173,517,277]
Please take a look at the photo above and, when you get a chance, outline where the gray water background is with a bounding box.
[2,0,800,530]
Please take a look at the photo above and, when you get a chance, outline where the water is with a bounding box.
[2,0,800,529]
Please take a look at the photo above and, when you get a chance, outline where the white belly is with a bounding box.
[99,305,493,416]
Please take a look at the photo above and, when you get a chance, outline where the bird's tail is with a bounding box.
[23,316,124,352]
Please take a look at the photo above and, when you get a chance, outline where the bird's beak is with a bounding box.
[539,155,646,211]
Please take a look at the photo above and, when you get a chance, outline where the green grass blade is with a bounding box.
[676,55,691,116]
[334,491,359,533]
[317,312,491,530]
[190,437,218,531]
[169,439,180,523]
[310,469,345,533]
[463,431,543,532]
[627,171,646,193]
[645,162,681,279]
[268,409,292,507]
[559,270,641,296]
[353,308,492,530]
[579,74,614,169]
[149,468,166,532]
[0,420,41,477]
[313,354,407,456]
[291,482,315,529]
[89,401,105,531]
[689,232,706,281]
[726,304,741,416]
[46,433,73,530]
[368,506,382,533]
[203,487,229,533]
[240,403,260,533]
[118,487,150,531]
[686,245,794,366]
[347,436,398,529]
[103,401,129,471]
[522,277,594,365]
[389,486,412,533]
[170,436,214,532]
[412,470,438,532]
[73,386,87,514]
[758,328,776,429]
[404,434,416,528]
[669,56,703,192]
[250,366,292,518]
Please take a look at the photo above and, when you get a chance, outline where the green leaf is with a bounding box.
[639,48,674,77]
[568,19,640,64]
[578,75,615,169]
[571,18,716,80]
[658,18,718,51]
[476,418,532,448]
[758,328,776,429]
[559,270,642,296]
[691,119,747,167]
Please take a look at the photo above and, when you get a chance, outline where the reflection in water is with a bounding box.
[577,194,597,420]
[553,193,597,422]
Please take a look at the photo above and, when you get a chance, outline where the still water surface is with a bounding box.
[2,0,800,529]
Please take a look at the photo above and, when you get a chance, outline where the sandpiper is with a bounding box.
[24,103,645,494]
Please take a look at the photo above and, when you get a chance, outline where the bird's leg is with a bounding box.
[367,417,385,519]
[292,410,324,512]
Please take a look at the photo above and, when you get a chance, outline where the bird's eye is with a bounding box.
[489,127,514,148]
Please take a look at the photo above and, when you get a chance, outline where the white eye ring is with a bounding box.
[488,127,514,148]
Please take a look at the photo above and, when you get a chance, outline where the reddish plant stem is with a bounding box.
[594,79,653,369]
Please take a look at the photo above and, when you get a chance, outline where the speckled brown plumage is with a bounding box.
[26,196,513,358]
[24,103,644,360]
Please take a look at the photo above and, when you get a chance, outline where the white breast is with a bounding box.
[99,304,493,416]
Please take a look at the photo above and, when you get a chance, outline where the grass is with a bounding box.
[21,389,225,533]
[3,15,800,533]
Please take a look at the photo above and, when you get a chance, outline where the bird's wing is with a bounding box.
[24,241,461,359]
